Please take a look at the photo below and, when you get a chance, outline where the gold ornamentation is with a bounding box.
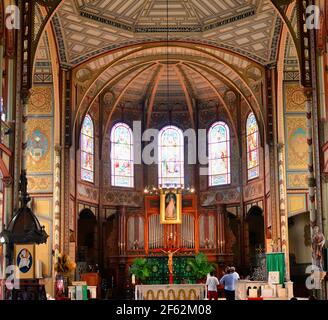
[28,175,52,192]
[286,116,307,170]
[285,84,306,112]
[287,173,308,188]
[26,118,52,173]
[28,87,52,115]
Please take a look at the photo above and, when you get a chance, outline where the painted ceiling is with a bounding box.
[52,0,281,67]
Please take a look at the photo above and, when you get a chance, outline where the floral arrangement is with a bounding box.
[54,253,76,274]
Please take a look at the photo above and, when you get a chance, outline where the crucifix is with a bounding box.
[160,248,180,284]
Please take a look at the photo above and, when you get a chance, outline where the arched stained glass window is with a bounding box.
[111,123,134,188]
[208,122,231,186]
[246,112,260,180]
[81,114,94,183]
[158,126,184,188]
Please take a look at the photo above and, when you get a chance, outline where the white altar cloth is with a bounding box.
[135,284,207,300]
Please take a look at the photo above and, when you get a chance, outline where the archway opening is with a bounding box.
[246,206,265,267]
[77,209,98,271]
[288,213,312,298]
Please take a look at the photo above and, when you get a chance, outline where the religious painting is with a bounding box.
[160,189,182,224]
[27,128,49,163]
[26,118,52,173]
[286,116,307,170]
[14,244,35,279]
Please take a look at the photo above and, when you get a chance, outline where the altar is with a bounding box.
[135,284,207,300]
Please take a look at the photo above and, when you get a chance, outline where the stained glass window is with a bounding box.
[111,123,134,188]
[81,114,94,183]
[246,112,260,180]
[208,122,231,186]
[158,126,184,188]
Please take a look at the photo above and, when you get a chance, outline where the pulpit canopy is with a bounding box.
[0,170,48,245]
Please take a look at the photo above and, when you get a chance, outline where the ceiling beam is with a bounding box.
[103,63,158,138]
[75,61,158,131]
[176,64,197,101]
[182,63,239,151]
[183,61,263,138]
[76,43,263,132]
[143,65,163,102]
[174,65,195,129]
[146,65,165,128]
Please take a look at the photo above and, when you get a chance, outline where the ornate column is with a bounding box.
[21,91,30,172]
[118,206,127,298]
[277,143,290,281]
[118,206,127,256]
[304,88,323,270]
[216,204,226,254]
[53,145,61,261]
[266,66,280,243]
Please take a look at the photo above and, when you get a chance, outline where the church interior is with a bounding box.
[0,0,328,301]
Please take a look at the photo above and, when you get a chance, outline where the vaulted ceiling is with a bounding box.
[53,0,281,67]
[33,0,285,135]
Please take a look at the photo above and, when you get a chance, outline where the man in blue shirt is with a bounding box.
[220,267,240,300]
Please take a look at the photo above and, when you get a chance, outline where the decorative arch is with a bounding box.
[208,121,231,187]
[158,125,184,188]
[80,114,95,183]
[74,43,264,140]
[110,122,134,188]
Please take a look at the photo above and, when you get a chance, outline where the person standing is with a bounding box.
[206,271,220,300]
[220,267,240,300]
[230,266,240,281]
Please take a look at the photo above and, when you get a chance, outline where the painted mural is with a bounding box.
[26,119,52,172]
[286,116,307,171]
[284,82,308,219]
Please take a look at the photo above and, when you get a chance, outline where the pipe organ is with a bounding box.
[105,195,237,288]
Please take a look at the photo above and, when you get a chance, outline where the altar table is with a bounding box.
[135,284,207,300]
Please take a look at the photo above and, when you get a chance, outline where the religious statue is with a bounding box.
[160,248,180,274]
[312,226,326,270]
